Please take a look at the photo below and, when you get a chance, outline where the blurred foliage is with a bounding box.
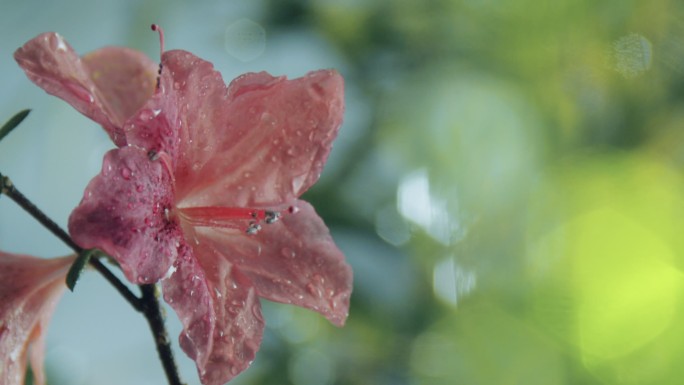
[257,1,684,385]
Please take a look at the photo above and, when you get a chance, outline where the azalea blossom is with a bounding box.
[0,251,75,385]
[15,32,353,384]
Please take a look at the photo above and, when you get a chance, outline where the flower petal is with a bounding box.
[0,252,74,385]
[14,32,157,146]
[194,200,352,326]
[68,147,180,284]
[163,242,264,385]
[126,50,345,207]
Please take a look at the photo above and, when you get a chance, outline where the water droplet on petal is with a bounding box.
[286,146,297,156]
[120,167,132,180]
[281,247,296,258]
[243,171,251,179]
[173,82,181,90]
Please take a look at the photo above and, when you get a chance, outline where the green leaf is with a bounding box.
[0,109,31,143]
[66,248,101,291]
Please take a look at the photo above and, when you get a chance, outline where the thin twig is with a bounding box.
[0,171,184,384]
[141,284,184,385]
[0,172,141,309]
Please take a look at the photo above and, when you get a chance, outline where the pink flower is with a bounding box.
[14,32,158,146]
[0,251,75,385]
[15,33,353,384]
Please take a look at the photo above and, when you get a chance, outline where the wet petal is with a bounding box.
[194,201,352,326]
[163,242,264,385]
[14,32,157,146]
[0,252,75,385]
[68,147,180,284]
[126,50,345,207]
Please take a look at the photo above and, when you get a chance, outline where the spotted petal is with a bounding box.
[0,252,75,385]
[125,50,345,208]
[194,201,352,326]
[68,147,180,284]
[14,32,157,146]
[163,242,264,385]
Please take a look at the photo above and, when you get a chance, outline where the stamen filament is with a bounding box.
[151,24,165,59]
[180,207,265,223]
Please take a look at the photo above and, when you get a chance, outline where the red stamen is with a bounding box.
[151,24,165,59]
[179,205,294,232]
[179,207,266,226]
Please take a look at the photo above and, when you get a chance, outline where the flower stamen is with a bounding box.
[151,24,165,89]
[178,206,295,234]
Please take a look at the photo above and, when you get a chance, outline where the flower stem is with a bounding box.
[0,172,140,308]
[140,284,184,385]
[0,171,184,385]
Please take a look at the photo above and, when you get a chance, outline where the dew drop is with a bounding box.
[270,155,278,162]
[295,130,302,136]
[281,247,296,258]
[120,167,132,180]
[306,282,322,298]
[286,146,297,156]
[174,82,181,90]
[54,33,67,52]
[243,171,252,179]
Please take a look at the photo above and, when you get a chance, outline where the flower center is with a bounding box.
[176,206,297,235]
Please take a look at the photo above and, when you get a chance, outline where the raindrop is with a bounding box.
[286,146,297,156]
[296,130,303,136]
[243,171,252,179]
[252,303,264,322]
[281,247,296,258]
[65,82,94,104]
[120,167,132,180]
[270,155,278,162]
[306,282,317,296]
[53,33,68,52]
[308,131,316,141]
[174,82,181,90]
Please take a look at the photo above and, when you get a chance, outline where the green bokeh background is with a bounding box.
[2,0,684,384]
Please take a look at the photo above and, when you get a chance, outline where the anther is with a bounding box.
[264,211,280,224]
[246,222,262,235]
